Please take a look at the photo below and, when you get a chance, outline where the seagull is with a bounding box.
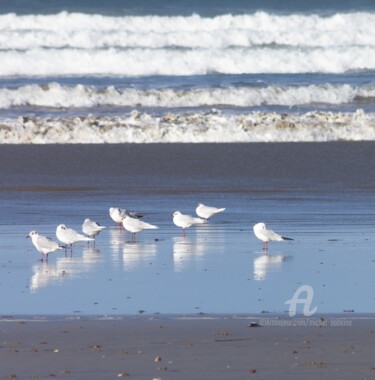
[172,211,205,237]
[56,224,93,253]
[253,222,293,250]
[27,231,65,262]
[109,207,143,228]
[122,215,158,242]
[196,203,225,220]
[109,207,126,226]
[82,218,106,244]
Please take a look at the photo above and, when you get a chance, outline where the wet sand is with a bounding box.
[0,315,374,379]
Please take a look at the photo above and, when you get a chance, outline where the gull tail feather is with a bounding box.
[194,217,205,224]
[145,223,158,229]
[282,236,294,241]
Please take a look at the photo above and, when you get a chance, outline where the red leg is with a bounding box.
[183,228,185,237]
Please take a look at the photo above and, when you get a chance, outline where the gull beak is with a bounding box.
[26,235,30,238]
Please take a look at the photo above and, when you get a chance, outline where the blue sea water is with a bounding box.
[1,0,375,142]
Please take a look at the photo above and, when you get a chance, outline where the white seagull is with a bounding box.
[122,215,158,242]
[253,222,293,250]
[82,218,106,243]
[56,224,93,253]
[109,207,143,227]
[172,211,205,237]
[196,203,225,220]
[27,231,64,262]
[109,207,126,226]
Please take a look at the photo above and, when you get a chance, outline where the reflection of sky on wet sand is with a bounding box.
[5,211,375,315]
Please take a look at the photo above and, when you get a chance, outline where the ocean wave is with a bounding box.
[0,82,374,109]
[1,109,375,143]
[1,46,375,77]
[0,12,374,49]
[0,11,375,76]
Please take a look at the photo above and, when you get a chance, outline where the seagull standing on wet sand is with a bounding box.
[196,203,225,220]
[56,224,93,253]
[172,211,205,237]
[27,231,65,262]
[82,218,106,245]
[109,207,126,227]
[253,222,293,250]
[122,215,158,242]
[109,207,143,228]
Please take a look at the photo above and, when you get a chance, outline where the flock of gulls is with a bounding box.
[27,203,293,261]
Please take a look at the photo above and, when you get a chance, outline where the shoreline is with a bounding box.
[1,312,374,321]
[1,314,374,379]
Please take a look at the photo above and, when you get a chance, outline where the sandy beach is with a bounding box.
[0,315,374,379]
[2,1,375,378]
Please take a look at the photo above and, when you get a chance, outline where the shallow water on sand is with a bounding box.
[1,143,375,315]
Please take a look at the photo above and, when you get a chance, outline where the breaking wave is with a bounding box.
[0,11,375,76]
[1,109,375,143]
[1,82,375,109]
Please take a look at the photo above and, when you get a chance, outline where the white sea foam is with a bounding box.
[0,11,375,76]
[1,109,375,144]
[0,12,374,49]
[0,83,373,109]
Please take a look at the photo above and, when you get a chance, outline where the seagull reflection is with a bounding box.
[173,236,206,272]
[122,243,156,271]
[253,255,286,281]
[82,246,102,263]
[30,262,67,292]
[30,247,102,292]
[109,227,126,256]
